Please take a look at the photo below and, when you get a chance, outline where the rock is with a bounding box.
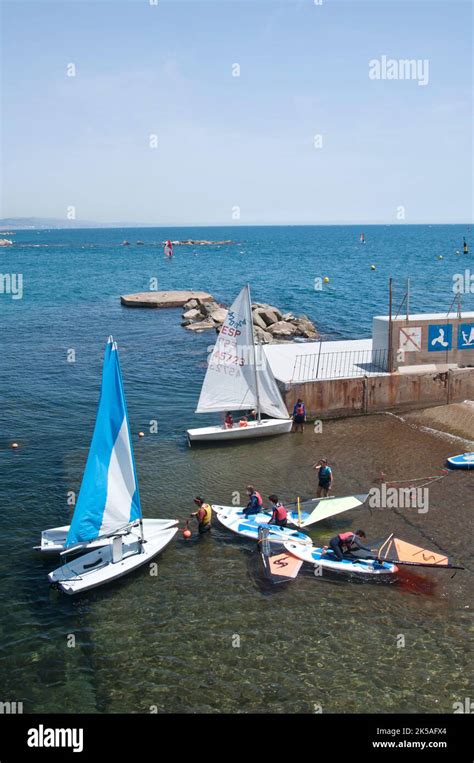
[293,315,318,338]
[185,319,216,332]
[281,312,296,322]
[181,319,193,327]
[199,300,220,317]
[183,298,199,310]
[209,307,228,324]
[267,321,298,338]
[256,307,281,326]
[254,326,273,344]
[252,310,268,331]
[182,308,201,321]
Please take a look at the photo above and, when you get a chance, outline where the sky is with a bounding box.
[1,0,472,225]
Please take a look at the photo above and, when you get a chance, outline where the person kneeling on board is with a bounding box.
[267,495,288,527]
[190,497,212,534]
[325,530,370,561]
[243,485,263,517]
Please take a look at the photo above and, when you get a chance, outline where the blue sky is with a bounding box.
[1,0,472,224]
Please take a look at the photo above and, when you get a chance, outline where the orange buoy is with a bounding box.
[183,529,192,539]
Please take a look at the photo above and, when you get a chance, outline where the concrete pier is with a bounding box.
[121,290,213,308]
[263,310,474,420]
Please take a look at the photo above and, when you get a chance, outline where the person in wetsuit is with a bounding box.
[313,457,333,497]
[267,494,288,527]
[327,529,370,561]
[243,485,263,517]
[190,496,212,534]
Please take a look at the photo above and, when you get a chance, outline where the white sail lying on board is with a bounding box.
[195,285,289,420]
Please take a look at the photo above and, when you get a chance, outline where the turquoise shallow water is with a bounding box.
[0,224,472,713]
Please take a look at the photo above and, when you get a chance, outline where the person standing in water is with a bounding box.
[292,398,306,433]
[190,497,212,534]
[313,457,333,497]
[164,240,173,258]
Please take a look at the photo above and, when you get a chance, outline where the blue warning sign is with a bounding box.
[458,324,474,350]
[428,324,453,352]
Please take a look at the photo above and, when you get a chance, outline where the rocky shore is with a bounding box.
[181,296,318,342]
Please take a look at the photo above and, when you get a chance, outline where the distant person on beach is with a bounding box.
[164,240,173,258]
[224,412,234,429]
[313,457,333,497]
[267,494,288,527]
[324,530,370,562]
[190,497,212,534]
[292,398,306,432]
[243,485,263,517]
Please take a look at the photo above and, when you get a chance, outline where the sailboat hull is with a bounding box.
[36,518,178,554]
[48,526,178,594]
[187,418,293,443]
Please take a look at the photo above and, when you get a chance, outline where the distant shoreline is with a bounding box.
[0,221,472,231]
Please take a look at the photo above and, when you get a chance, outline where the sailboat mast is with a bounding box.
[246,284,261,422]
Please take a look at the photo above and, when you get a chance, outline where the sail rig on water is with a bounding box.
[186,284,292,443]
[365,534,463,569]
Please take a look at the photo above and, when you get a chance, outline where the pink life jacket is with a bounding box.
[273,503,287,521]
[338,531,356,547]
[254,491,263,507]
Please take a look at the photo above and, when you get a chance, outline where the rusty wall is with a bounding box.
[284,368,474,419]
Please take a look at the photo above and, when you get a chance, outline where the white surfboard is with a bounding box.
[212,505,311,544]
[284,541,398,576]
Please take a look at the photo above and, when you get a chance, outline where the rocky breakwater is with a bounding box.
[181,298,318,342]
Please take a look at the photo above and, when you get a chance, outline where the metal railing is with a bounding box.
[291,348,389,382]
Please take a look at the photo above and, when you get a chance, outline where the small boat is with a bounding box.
[36,518,177,554]
[284,541,397,576]
[47,337,177,594]
[446,453,474,469]
[258,527,303,583]
[49,525,177,595]
[187,284,292,443]
[212,505,311,544]
[360,232,365,244]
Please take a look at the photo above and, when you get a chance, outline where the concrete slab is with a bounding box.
[264,338,388,383]
[121,290,213,308]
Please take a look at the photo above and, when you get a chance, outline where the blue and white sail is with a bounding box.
[66,337,142,548]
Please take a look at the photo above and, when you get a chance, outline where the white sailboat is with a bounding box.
[186,285,292,443]
[47,337,178,594]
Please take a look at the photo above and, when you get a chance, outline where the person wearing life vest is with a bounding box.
[239,417,248,428]
[326,529,370,561]
[243,485,263,517]
[224,412,234,429]
[292,398,306,433]
[313,457,333,497]
[267,494,288,527]
[190,496,212,534]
